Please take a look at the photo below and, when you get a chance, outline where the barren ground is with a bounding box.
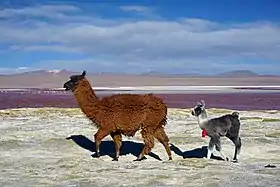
[0,108,280,187]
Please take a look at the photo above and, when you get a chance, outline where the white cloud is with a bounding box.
[0,4,280,74]
[119,5,153,14]
[119,5,150,12]
[0,5,83,20]
[8,44,82,53]
[0,67,36,75]
[119,5,159,19]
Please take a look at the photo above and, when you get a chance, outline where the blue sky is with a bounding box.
[0,0,279,75]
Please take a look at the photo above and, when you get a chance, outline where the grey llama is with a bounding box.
[191,100,242,162]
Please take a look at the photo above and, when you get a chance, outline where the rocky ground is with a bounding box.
[0,107,280,187]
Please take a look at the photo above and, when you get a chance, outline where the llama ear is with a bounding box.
[81,70,86,77]
[200,100,205,107]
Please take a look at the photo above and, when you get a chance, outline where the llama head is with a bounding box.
[191,100,206,117]
[63,71,86,91]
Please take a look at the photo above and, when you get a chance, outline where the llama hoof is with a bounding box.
[232,159,238,163]
[112,158,119,161]
[168,157,173,161]
[91,152,100,158]
[224,157,229,161]
[133,157,146,161]
[265,164,276,168]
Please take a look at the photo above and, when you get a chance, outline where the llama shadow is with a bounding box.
[170,144,224,161]
[66,135,162,161]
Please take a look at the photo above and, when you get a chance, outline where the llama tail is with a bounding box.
[161,116,167,126]
[231,112,239,118]
[159,103,168,127]
[231,112,241,124]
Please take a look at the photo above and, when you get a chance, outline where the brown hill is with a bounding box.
[0,69,280,88]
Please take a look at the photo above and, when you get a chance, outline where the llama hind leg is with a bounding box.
[154,127,172,160]
[93,128,110,158]
[230,136,241,162]
[110,132,122,161]
[135,129,155,161]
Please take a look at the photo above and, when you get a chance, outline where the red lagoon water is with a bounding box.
[1,90,280,110]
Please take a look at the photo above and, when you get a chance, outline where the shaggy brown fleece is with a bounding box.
[64,72,172,161]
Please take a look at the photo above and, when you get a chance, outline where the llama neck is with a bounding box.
[73,79,100,121]
[197,110,208,129]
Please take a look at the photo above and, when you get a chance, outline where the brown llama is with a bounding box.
[63,71,172,161]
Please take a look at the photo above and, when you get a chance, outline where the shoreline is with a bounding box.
[1,90,280,110]
[0,107,277,114]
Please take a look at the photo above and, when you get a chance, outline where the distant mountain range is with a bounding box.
[216,70,260,77]
[1,69,278,77]
[0,69,280,88]
[141,70,279,78]
[6,69,76,76]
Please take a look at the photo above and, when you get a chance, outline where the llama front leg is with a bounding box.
[135,129,155,161]
[93,128,110,158]
[110,132,122,161]
[207,138,215,159]
[215,137,229,161]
